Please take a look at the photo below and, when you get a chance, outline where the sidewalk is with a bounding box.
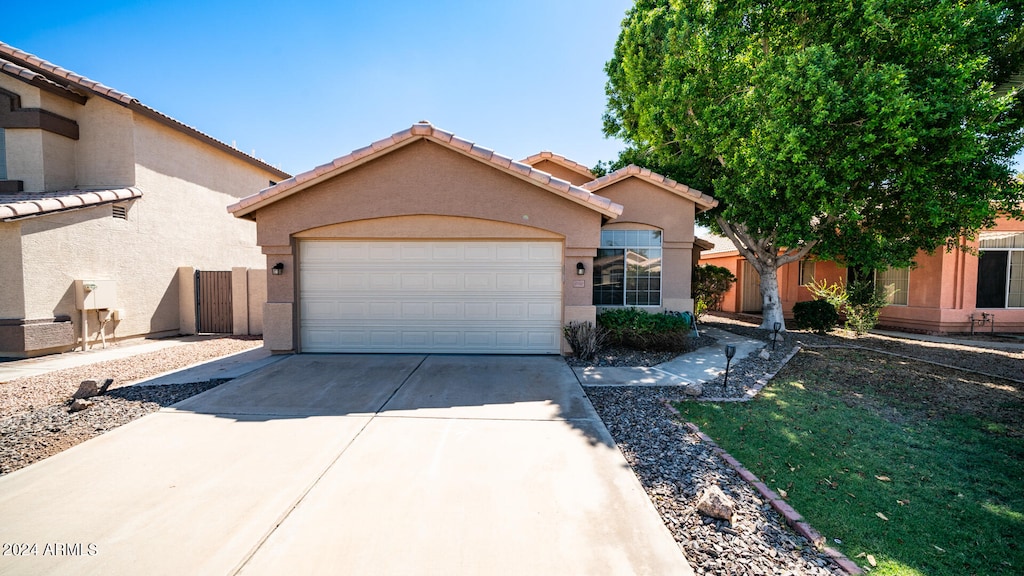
[870,329,1024,351]
[572,327,765,386]
[0,336,285,385]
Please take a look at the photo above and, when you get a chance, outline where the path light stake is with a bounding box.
[772,322,782,351]
[724,345,736,388]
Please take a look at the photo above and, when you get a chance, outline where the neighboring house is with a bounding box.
[0,42,290,357]
[698,216,1024,333]
[229,122,717,354]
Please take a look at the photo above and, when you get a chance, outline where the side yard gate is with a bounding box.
[195,270,233,333]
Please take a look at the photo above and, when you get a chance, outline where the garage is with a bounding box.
[299,240,563,353]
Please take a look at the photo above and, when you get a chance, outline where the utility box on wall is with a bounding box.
[75,279,118,310]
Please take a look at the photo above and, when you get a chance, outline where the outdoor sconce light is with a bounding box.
[272,262,284,276]
[723,344,737,388]
[576,262,586,275]
[772,321,782,350]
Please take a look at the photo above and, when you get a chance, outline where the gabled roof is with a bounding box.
[520,151,595,181]
[228,122,625,220]
[0,188,142,221]
[0,42,289,180]
[581,164,718,212]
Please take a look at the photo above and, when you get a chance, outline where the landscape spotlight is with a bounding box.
[724,344,737,388]
[772,321,782,350]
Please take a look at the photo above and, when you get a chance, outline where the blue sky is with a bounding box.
[3,1,1022,176]
[3,0,634,175]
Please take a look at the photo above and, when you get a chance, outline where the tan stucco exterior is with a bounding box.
[0,60,285,357]
[246,140,605,353]
[235,127,713,355]
[594,177,700,313]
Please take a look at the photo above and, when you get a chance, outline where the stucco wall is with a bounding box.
[75,97,135,188]
[528,159,593,186]
[596,178,700,313]
[4,128,45,192]
[0,223,25,318]
[248,140,606,352]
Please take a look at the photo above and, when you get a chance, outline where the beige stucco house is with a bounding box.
[0,42,289,357]
[230,122,717,355]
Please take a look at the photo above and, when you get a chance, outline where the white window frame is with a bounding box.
[593,229,663,307]
[978,232,1024,309]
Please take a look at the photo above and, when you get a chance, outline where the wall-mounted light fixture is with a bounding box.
[576,262,586,275]
[272,262,285,276]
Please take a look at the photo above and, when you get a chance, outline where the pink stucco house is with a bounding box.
[699,215,1024,334]
[229,123,717,354]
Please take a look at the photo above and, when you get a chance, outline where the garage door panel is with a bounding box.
[300,241,562,354]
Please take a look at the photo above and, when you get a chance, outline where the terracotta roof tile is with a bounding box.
[0,188,142,221]
[582,164,718,211]
[228,122,624,219]
[0,41,288,179]
[520,151,596,180]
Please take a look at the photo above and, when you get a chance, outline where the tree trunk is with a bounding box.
[758,266,786,332]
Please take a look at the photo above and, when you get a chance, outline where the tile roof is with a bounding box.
[520,151,595,180]
[0,42,289,180]
[581,164,718,211]
[0,188,142,221]
[229,122,625,219]
[697,233,740,256]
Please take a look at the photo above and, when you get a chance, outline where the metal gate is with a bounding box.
[195,270,233,333]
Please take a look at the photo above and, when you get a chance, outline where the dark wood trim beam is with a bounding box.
[0,87,79,140]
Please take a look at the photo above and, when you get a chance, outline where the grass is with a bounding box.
[676,348,1024,576]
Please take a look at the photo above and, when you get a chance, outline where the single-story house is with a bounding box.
[0,42,289,357]
[229,122,718,354]
[698,215,1024,333]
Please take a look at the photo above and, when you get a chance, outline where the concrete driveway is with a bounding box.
[0,354,692,576]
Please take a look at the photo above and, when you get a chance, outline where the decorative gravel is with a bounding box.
[586,385,841,575]
[0,337,260,476]
[583,314,1024,574]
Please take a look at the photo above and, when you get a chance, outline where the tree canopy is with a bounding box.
[603,0,1024,328]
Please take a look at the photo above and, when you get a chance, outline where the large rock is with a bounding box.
[72,378,114,399]
[69,399,93,412]
[697,485,737,523]
[759,349,771,360]
[72,380,99,399]
[684,382,703,397]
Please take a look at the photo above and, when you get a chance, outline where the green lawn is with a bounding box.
[676,348,1024,576]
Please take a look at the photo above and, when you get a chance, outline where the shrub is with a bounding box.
[598,308,693,351]
[793,300,840,333]
[692,264,737,319]
[804,277,893,335]
[562,321,606,361]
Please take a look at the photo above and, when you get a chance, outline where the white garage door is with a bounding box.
[299,241,563,354]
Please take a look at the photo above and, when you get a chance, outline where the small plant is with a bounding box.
[692,264,737,319]
[792,300,840,333]
[598,308,693,351]
[804,277,894,335]
[562,321,606,361]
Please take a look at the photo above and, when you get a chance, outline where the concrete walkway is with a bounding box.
[871,329,1024,351]
[0,354,693,576]
[573,326,765,386]
[0,336,230,381]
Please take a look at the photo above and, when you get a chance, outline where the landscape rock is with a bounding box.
[759,349,772,360]
[69,399,93,412]
[697,485,738,522]
[72,380,99,399]
[684,382,703,397]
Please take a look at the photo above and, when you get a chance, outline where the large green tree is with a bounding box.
[604,0,1024,330]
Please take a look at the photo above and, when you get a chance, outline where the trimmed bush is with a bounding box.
[692,264,737,319]
[598,308,693,351]
[793,300,839,333]
[562,321,606,361]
